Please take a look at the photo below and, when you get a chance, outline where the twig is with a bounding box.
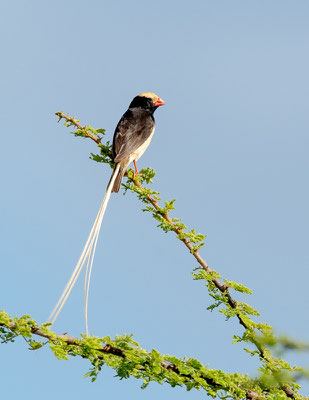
[55,112,101,144]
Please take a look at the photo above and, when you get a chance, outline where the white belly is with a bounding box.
[129,127,155,163]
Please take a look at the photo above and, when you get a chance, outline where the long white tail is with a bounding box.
[47,164,120,334]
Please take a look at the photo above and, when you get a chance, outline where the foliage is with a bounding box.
[1,310,306,399]
[1,112,308,400]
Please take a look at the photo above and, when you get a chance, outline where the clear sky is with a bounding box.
[1,1,308,398]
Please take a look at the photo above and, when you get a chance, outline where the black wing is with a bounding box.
[112,109,155,163]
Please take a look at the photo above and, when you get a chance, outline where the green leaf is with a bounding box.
[224,280,252,294]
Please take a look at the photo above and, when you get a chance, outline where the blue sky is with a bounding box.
[1,1,308,398]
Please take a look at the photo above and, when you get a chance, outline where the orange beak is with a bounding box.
[154,97,165,107]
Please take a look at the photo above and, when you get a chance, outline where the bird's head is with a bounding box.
[129,92,165,112]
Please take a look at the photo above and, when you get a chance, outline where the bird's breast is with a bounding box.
[129,126,155,163]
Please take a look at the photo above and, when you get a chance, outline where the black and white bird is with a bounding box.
[48,92,165,334]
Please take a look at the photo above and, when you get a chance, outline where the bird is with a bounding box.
[48,92,165,334]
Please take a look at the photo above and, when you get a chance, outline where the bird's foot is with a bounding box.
[133,160,139,180]
[133,171,140,181]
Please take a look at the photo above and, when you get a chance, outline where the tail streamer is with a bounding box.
[47,164,120,334]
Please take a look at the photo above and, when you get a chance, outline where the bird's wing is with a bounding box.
[113,109,155,163]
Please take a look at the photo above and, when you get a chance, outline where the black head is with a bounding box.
[129,92,165,113]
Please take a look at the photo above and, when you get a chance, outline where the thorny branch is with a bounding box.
[55,112,102,144]
[129,182,298,400]
[54,112,304,400]
[2,319,264,400]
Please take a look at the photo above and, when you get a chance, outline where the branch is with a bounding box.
[52,112,307,399]
[128,180,301,400]
[55,112,102,144]
[0,312,267,400]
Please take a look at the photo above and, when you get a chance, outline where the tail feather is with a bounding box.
[47,164,121,333]
[107,163,126,193]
